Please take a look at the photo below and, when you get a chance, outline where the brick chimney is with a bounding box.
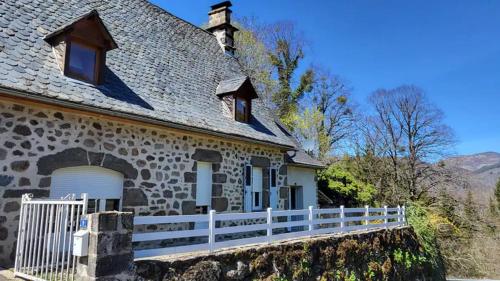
[207,1,238,55]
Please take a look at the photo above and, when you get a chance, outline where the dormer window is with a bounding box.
[44,10,118,85]
[66,41,100,83]
[216,76,258,123]
[235,96,250,122]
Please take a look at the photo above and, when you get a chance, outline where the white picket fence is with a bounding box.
[133,205,406,259]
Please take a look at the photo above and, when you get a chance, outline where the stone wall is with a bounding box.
[76,212,135,281]
[135,227,446,281]
[0,99,289,266]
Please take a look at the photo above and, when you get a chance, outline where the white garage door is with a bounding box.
[51,166,124,212]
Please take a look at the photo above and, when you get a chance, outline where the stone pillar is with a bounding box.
[75,212,135,281]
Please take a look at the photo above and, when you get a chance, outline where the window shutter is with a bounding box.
[244,164,253,212]
[269,168,278,209]
[270,168,277,188]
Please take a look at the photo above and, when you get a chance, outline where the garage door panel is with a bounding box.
[50,166,124,199]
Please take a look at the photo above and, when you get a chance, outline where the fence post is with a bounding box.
[266,208,272,244]
[14,195,28,273]
[364,205,369,230]
[340,205,345,233]
[397,205,401,225]
[308,206,314,236]
[75,212,135,281]
[209,210,216,253]
[401,205,406,226]
[383,205,388,230]
[81,193,88,215]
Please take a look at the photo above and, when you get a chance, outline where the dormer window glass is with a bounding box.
[235,97,249,122]
[66,41,98,83]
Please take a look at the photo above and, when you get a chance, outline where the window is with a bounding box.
[252,167,263,210]
[66,41,99,83]
[50,166,123,213]
[235,97,249,122]
[196,162,212,212]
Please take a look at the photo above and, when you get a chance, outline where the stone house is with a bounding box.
[0,0,324,266]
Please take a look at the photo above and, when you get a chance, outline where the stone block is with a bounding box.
[182,201,196,214]
[37,147,87,175]
[184,172,196,183]
[212,184,223,197]
[3,189,49,198]
[102,154,138,179]
[98,213,118,232]
[212,173,227,183]
[250,156,270,167]
[279,165,287,175]
[191,149,222,163]
[3,201,19,213]
[123,189,148,206]
[10,161,30,172]
[94,253,133,276]
[280,187,289,199]
[0,175,13,187]
[211,197,228,212]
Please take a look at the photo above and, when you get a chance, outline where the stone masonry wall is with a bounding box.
[135,226,445,281]
[0,99,289,266]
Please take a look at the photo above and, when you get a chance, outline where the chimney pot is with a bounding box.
[207,1,238,55]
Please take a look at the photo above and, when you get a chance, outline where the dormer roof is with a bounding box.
[44,10,118,51]
[216,76,259,99]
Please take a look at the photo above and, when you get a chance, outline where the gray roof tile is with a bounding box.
[0,0,296,148]
[285,150,325,169]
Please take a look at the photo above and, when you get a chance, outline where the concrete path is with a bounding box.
[0,267,20,281]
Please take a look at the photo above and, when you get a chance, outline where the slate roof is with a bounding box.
[285,150,325,169]
[216,76,247,96]
[0,0,296,148]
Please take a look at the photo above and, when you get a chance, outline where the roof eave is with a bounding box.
[286,162,326,169]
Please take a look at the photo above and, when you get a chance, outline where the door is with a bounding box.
[195,162,212,229]
[51,166,124,212]
[289,186,304,231]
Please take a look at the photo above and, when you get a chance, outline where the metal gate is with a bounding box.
[14,193,88,281]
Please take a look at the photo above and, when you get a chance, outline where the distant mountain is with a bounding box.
[444,152,500,172]
[442,152,500,204]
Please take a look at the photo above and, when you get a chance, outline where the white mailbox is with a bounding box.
[73,230,89,257]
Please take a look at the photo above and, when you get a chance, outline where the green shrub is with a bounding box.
[318,163,376,206]
[406,203,446,279]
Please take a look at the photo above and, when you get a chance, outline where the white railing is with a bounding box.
[133,205,406,259]
[14,193,88,281]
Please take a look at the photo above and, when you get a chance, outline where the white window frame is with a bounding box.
[196,161,213,210]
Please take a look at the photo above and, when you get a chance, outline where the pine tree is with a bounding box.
[495,179,500,211]
[488,197,497,216]
[464,190,477,220]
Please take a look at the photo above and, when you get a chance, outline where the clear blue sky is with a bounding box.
[153,0,500,156]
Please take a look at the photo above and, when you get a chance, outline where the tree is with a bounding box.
[263,21,314,130]
[464,190,477,223]
[488,197,497,216]
[361,85,455,202]
[298,69,356,160]
[234,18,277,107]
[496,179,500,210]
[317,160,376,206]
